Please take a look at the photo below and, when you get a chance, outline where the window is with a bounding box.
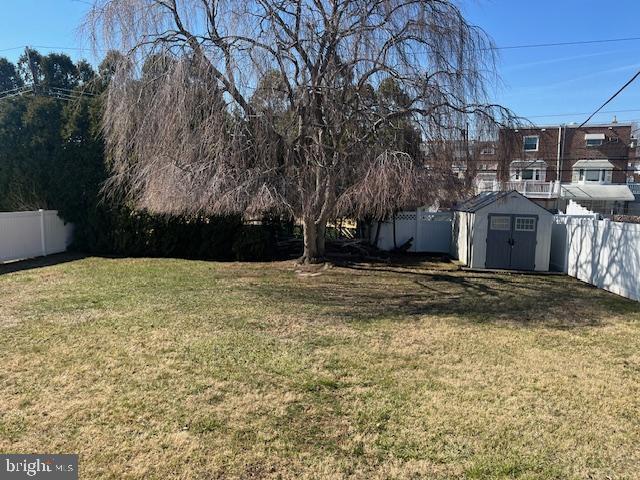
[521,169,534,180]
[579,169,605,182]
[585,169,602,181]
[515,169,540,180]
[515,217,536,231]
[523,136,539,152]
[481,147,495,155]
[585,133,605,147]
[490,216,511,231]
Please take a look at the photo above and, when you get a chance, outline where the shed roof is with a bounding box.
[455,190,553,215]
[454,191,512,212]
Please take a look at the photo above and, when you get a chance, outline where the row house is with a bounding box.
[475,122,639,214]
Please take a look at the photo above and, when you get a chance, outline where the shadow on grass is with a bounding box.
[0,252,86,276]
[251,260,640,329]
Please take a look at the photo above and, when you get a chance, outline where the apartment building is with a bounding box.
[475,122,639,214]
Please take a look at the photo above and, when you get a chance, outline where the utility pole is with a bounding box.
[25,46,39,93]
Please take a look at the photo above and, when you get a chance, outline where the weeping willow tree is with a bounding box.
[86,0,515,263]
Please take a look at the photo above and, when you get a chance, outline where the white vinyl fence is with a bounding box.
[372,210,452,253]
[0,210,73,263]
[551,216,640,301]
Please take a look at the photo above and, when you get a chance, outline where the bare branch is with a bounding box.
[85,0,518,262]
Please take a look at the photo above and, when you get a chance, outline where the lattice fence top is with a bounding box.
[384,211,453,223]
[419,212,453,222]
[394,212,417,221]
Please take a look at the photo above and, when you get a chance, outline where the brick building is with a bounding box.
[475,122,639,214]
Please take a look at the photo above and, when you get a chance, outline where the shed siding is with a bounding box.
[451,211,474,265]
[470,193,553,271]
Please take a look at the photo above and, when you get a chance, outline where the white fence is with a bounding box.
[372,210,452,253]
[0,210,73,263]
[551,216,640,301]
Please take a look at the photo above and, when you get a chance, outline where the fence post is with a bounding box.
[414,208,421,253]
[39,209,47,256]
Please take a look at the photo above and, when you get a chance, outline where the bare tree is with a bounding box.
[86,0,514,263]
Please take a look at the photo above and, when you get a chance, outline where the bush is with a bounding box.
[231,224,277,261]
[71,206,244,260]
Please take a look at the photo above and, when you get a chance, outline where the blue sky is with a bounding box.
[1,0,639,126]
[461,0,640,125]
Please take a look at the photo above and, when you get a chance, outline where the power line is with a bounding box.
[525,109,640,119]
[32,45,102,52]
[3,34,640,57]
[578,69,640,128]
[483,36,640,51]
[0,46,25,53]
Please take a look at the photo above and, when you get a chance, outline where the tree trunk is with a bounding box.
[300,217,326,264]
[316,222,326,256]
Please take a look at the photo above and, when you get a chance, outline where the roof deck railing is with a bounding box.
[476,179,560,198]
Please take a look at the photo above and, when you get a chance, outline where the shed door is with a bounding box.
[510,216,537,270]
[485,215,512,269]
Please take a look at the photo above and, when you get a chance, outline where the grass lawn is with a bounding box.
[1,256,640,479]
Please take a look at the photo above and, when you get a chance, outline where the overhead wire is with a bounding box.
[578,69,640,128]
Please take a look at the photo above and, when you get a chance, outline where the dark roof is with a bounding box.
[454,191,512,212]
[454,190,553,215]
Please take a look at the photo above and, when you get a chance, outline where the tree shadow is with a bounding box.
[249,260,640,329]
[0,253,86,276]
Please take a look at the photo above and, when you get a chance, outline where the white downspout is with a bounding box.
[556,125,562,186]
[556,125,565,208]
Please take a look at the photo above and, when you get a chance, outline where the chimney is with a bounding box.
[612,115,618,124]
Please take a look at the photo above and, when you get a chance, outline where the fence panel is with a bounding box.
[0,210,73,262]
[372,211,452,253]
[551,216,640,301]
[415,211,453,253]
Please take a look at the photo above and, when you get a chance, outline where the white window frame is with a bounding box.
[514,168,541,181]
[523,136,539,152]
[480,147,495,155]
[490,216,511,231]
[515,217,536,232]
[585,133,605,147]
[578,168,607,183]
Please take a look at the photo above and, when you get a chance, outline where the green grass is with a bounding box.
[1,256,640,479]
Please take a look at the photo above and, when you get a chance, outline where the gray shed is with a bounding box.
[451,191,553,271]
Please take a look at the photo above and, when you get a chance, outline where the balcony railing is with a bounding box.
[627,183,640,195]
[476,180,560,198]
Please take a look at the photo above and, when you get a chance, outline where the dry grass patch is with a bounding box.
[1,255,640,479]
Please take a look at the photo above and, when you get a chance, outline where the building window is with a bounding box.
[515,217,536,231]
[579,169,605,182]
[523,136,539,152]
[481,147,495,155]
[515,168,540,180]
[490,216,511,231]
[585,133,605,147]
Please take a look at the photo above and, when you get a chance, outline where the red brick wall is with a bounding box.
[499,125,632,184]
[499,127,561,181]
[561,126,630,183]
